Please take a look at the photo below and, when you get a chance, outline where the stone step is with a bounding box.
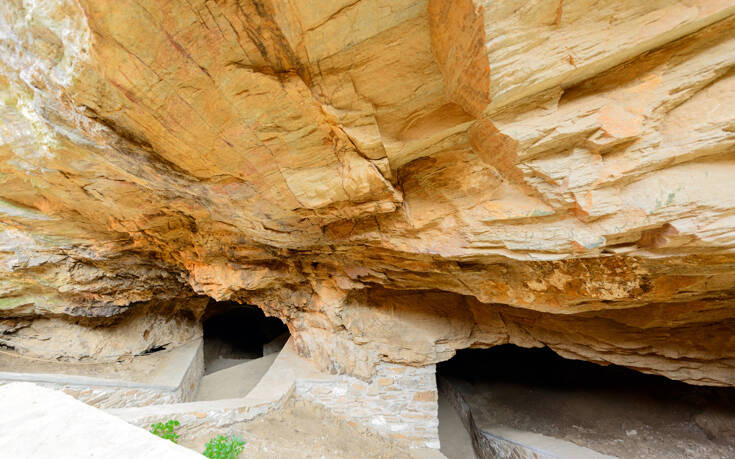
[194,352,278,402]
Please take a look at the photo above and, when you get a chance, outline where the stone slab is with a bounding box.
[0,382,202,458]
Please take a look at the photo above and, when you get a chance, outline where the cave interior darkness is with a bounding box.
[437,345,735,455]
[201,301,289,374]
[438,344,735,399]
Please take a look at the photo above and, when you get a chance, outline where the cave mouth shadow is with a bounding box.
[437,345,735,457]
[438,344,735,405]
[202,301,289,374]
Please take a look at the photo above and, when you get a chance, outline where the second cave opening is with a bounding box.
[437,345,735,459]
[201,301,289,375]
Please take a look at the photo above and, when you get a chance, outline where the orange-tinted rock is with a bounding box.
[0,0,734,385]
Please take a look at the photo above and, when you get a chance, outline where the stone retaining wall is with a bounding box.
[110,340,441,450]
[295,363,440,449]
[59,341,204,409]
[0,340,203,409]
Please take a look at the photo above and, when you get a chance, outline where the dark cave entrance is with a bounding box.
[436,345,735,459]
[202,301,289,374]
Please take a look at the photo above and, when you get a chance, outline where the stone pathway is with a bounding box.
[194,352,277,401]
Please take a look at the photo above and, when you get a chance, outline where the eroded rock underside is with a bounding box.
[1,0,735,386]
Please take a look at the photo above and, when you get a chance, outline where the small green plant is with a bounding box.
[202,435,245,459]
[150,419,180,443]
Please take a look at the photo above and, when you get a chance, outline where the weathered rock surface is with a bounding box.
[1,0,734,385]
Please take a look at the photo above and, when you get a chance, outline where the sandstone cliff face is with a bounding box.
[1,0,734,385]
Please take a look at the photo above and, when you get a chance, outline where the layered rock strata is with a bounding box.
[1,0,734,386]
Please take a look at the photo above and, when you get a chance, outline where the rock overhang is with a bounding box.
[0,0,734,386]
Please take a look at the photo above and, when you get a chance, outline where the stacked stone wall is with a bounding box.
[294,363,439,449]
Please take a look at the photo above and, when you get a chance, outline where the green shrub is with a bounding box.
[202,435,245,459]
[150,419,180,443]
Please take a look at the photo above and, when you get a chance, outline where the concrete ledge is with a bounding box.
[479,428,617,459]
[111,339,441,450]
[439,377,616,459]
[0,339,203,409]
[108,338,321,436]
